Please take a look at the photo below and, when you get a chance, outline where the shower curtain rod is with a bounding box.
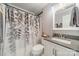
[4,3,35,16]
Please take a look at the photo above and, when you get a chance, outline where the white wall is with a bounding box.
[39,4,53,37]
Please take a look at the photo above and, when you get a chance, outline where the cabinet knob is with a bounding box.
[54,49,57,56]
[73,52,75,56]
[52,48,57,56]
[52,48,55,56]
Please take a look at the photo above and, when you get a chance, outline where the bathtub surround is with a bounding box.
[0,4,40,56]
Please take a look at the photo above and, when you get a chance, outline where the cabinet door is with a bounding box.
[74,51,79,56]
[55,44,74,56]
[42,40,55,56]
[42,39,75,56]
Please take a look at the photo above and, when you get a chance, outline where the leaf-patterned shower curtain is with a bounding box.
[4,5,40,56]
[0,4,3,56]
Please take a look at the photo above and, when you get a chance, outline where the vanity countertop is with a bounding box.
[43,37,79,52]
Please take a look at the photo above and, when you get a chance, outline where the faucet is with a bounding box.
[59,34,64,39]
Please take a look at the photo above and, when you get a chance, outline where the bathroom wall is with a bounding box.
[39,4,54,37]
[40,3,79,38]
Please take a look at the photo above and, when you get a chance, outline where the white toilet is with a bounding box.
[31,44,44,56]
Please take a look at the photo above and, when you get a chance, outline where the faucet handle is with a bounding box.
[59,33,62,38]
[61,34,65,39]
[59,34,64,39]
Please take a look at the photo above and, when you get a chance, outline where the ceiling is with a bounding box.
[10,3,49,15]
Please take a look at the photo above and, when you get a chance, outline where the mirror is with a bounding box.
[55,6,74,28]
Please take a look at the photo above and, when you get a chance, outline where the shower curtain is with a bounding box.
[0,4,3,56]
[3,5,40,56]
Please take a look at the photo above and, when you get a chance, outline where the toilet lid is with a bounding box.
[32,44,44,51]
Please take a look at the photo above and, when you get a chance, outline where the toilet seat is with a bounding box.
[31,44,44,56]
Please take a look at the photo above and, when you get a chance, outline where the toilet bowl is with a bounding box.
[31,44,44,56]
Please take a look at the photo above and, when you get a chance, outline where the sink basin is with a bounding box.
[52,38,71,44]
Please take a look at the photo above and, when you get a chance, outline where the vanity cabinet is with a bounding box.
[54,43,75,56]
[42,39,79,56]
[42,39,55,56]
[74,51,79,56]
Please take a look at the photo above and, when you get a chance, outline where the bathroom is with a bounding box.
[0,3,79,56]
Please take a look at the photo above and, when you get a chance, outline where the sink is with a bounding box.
[52,38,71,44]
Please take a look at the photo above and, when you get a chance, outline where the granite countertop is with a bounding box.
[43,37,79,52]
